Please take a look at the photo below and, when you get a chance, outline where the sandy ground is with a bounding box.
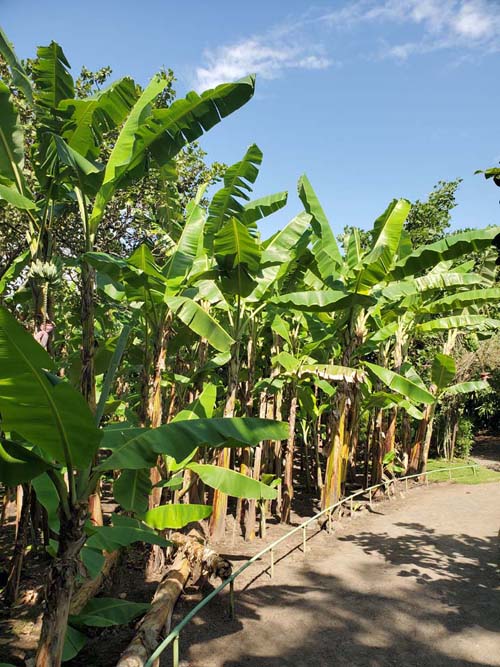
[173,482,500,667]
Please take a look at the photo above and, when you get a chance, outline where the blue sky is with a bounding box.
[2,0,499,238]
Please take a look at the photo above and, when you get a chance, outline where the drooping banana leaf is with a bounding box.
[0,307,101,468]
[365,362,435,405]
[416,315,500,333]
[0,440,51,486]
[141,503,212,529]
[98,418,289,471]
[271,289,376,312]
[392,228,500,280]
[241,191,288,226]
[165,296,234,352]
[90,76,256,237]
[188,463,277,500]
[441,380,490,397]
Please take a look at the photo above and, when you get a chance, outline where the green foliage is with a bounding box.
[69,598,149,628]
[188,463,278,500]
[141,503,212,529]
[405,179,462,246]
[0,307,101,470]
[455,418,474,459]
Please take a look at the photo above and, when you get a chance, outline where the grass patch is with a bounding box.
[426,458,500,485]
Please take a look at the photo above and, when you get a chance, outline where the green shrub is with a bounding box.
[455,417,474,459]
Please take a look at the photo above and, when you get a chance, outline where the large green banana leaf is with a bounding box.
[381,272,486,300]
[423,288,500,313]
[0,307,101,468]
[363,391,424,420]
[0,440,51,485]
[128,243,165,281]
[163,201,206,292]
[206,143,262,242]
[113,468,151,514]
[416,315,500,333]
[141,503,212,529]
[356,199,411,292]
[298,174,343,281]
[188,463,277,500]
[241,191,288,225]
[431,354,456,391]
[247,212,311,301]
[165,296,234,352]
[392,228,500,279]
[345,228,362,270]
[0,26,33,103]
[69,598,149,628]
[441,380,490,397]
[98,418,289,471]
[0,81,26,190]
[89,75,168,234]
[61,77,138,159]
[298,174,342,277]
[365,362,435,404]
[85,517,170,551]
[90,75,255,236]
[272,289,376,312]
[0,183,36,210]
[32,41,74,111]
[214,217,262,271]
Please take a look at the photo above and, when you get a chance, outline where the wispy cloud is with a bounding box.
[194,33,331,90]
[320,0,500,59]
[193,0,500,89]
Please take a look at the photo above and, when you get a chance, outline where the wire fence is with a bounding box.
[145,462,479,667]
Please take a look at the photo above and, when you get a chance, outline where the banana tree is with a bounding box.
[0,305,287,665]
[0,33,256,411]
[273,175,499,508]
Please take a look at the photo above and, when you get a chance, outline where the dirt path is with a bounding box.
[175,482,500,667]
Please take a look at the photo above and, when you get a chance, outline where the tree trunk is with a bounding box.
[408,405,432,474]
[419,405,437,473]
[373,406,397,485]
[35,506,87,667]
[80,262,96,411]
[5,483,31,604]
[210,350,239,540]
[69,550,120,616]
[281,388,297,523]
[321,392,347,510]
[146,320,171,575]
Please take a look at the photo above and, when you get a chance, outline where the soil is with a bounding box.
[177,482,500,667]
[472,434,500,472]
[1,440,499,666]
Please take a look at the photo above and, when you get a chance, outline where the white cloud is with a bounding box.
[193,0,499,89]
[319,0,500,58]
[194,35,331,90]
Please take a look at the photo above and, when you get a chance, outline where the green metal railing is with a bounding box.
[144,463,479,667]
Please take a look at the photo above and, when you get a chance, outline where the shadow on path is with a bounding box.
[172,522,499,667]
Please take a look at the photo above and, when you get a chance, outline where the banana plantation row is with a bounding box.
[0,31,498,667]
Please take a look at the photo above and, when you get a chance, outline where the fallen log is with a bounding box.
[116,530,231,667]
